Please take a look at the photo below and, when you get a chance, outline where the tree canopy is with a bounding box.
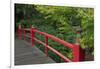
[15,4,94,61]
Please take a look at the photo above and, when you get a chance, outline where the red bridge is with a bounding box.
[15,25,85,65]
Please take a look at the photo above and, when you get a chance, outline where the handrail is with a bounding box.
[18,25,85,62]
[34,38,72,62]
[34,29,74,49]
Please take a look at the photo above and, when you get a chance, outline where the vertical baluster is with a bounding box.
[31,26,35,46]
[73,31,85,62]
[45,36,48,56]
[73,44,85,62]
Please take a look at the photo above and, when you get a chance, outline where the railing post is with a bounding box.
[73,44,85,62]
[73,31,85,62]
[18,25,22,40]
[31,26,35,46]
[45,36,48,56]
[24,30,26,41]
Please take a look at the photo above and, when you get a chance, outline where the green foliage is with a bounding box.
[15,4,94,62]
[35,6,77,33]
[77,8,94,50]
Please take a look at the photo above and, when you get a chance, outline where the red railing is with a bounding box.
[18,25,85,62]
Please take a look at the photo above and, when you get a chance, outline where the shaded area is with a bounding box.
[15,38,55,65]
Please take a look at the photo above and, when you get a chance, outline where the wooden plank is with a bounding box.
[15,39,55,65]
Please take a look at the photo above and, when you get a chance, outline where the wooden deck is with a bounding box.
[15,39,55,65]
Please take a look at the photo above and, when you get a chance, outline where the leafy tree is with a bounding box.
[76,8,94,55]
[15,4,94,61]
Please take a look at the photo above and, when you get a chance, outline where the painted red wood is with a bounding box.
[33,29,74,48]
[45,36,48,56]
[31,27,35,46]
[18,25,85,62]
[73,44,85,61]
[34,38,72,62]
